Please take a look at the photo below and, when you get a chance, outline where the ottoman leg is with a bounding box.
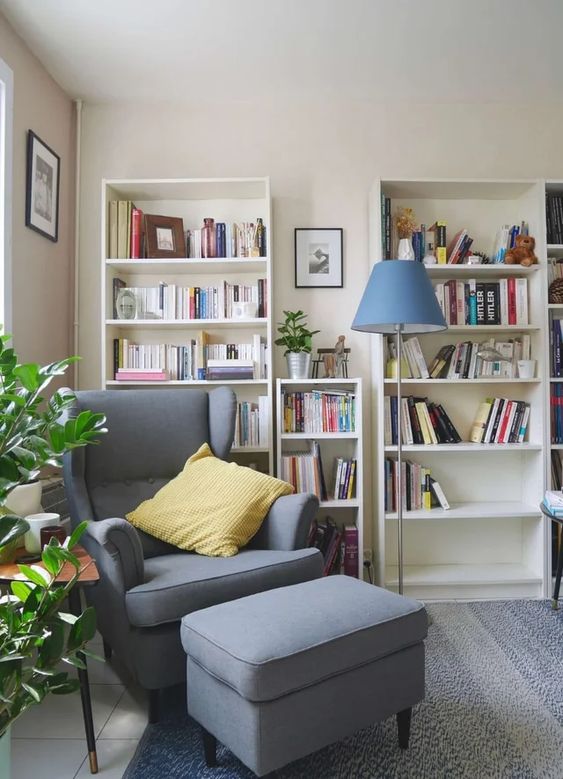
[397,707,412,749]
[202,727,217,767]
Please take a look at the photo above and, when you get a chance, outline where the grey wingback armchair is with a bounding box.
[63,388,322,721]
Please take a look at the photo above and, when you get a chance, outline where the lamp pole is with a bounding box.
[396,323,404,595]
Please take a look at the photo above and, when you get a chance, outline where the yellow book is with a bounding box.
[117,201,129,259]
[470,398,493,443]
[108,201,118,258]
[415,402,432,444]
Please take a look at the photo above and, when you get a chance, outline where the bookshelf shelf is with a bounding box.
[276,378,364,579]
[425,264,539,277]
[106,379,269,387]
[101,177,274,474]
[384,443,542,453]
[383,377,541,385]
[372,177,547,599]
[385,501,539,521]
[106,318,267,329]
[106,257,268,275]
[547,243,563,253]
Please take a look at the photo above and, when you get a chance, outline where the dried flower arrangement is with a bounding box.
[395,207,417,239]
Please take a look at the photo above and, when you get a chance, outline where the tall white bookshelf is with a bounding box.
[370,179,548,600]
[276,378,364,579]
[101,178,274,473]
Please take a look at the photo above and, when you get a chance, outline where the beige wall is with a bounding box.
[0,14,75,369]
[77,99,563,546]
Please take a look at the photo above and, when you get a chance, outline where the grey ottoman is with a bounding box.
[181,575,427,777]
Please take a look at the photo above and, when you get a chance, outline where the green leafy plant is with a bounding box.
[274,310,320,355]
[0,522,97,736]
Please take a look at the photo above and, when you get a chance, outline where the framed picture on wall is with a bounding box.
[295,228,343,288]
[25,130,60,242]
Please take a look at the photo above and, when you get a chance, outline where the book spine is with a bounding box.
[131,208,143,259]
[476,283,486,324]
[436,222,447,264]
[343,526,359,578]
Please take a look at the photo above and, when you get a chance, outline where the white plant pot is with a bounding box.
[0,727,10,779]
[397,238,415,261]
[5,481,43,518]
[286,352,310,380]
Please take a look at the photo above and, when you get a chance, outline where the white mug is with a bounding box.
[24,512,60,554]
[517,359,536,379]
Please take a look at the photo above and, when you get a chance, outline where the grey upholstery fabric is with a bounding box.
[249,493,319,551]
[182,576,427,702]
[62,387,323,695]
[127,548,323,627]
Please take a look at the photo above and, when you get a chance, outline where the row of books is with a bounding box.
[233,399,269,449]
[384,459,450,512]
[429,337,531,380]
[308,520,359,577]
[282,390,356,433]
[550,319,563,377]
[548,258,563,285]
[434,278,529,326]
[113,278,267,321]
[112,333,268,380]
[186,219,266,259]
[469,397,530,444]
[107,201,144,259]
[384,396,461,446]
[546,195,563,245]
[491,223,529,263]
[280,442,356,501]
[385,336,428,379]
[550,384,563,444]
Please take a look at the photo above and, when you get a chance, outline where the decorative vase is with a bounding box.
[286,352,310,380]
[0,726,10,779]
[397,238,415,261]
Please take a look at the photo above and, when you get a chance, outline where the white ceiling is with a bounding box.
[1,0,562,104]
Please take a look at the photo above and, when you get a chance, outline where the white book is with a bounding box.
[409,336,430,379]
[515,278,528,324]
[522,334,531,361]
[258,395,269,447]
[384,396,392,446]
[435,283,445,319]
[402,339,418,378]
[456,281,465,324]
[401,398,413,445]
[431,480,450,510]
[499,279,508,325]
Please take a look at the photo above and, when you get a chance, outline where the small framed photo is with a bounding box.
[145,214,185,258]
[295,228,343,288]
[25,130,60,242]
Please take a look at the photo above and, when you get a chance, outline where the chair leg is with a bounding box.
[148,689,159,724]
[397,707,412,750]
[552,532,563,609]
[102,638,112,660]
[202,727,217,767]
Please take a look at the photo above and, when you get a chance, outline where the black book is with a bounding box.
[428,402,452,443]
[489,398,506,443]
[113,338,119,374]
[407,396,424,444]
[485,283,497,325]
[508,401,525,443]
[436,404,462,443]
[461,341,473,378]
[476,283,486,324]
[405,461,411,511]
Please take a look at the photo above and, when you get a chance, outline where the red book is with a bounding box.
[130,207,144,259]
[507,277,517,325]
[496,400,514,443]
[343,526,359,578]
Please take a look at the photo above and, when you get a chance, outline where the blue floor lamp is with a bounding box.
[352,260,447,594]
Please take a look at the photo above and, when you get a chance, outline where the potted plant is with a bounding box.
[275,310,320,379]
[0,334,106,775]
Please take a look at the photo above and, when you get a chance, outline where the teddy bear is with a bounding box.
[505,234,538,266]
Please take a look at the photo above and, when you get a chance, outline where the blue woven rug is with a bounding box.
[124,601,563,779]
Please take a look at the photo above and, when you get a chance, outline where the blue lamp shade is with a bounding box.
[352,260,447,334]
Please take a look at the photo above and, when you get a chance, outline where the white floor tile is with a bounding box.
[74,739,140,778]
[99,686,146,740]
[11,737,87,779]
[12,684,124,740]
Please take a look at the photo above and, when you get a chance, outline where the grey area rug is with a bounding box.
[124,600,563,778]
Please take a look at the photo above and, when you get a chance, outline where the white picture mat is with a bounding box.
[29,137,58,237]
[295,229,342,287]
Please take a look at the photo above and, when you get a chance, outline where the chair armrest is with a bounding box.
[85,518,144,591]
[252,493,319,551]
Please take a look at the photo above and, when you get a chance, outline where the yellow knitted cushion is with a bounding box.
[126,443,293,557]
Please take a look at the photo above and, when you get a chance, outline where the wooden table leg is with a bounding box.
[69,587,98,773]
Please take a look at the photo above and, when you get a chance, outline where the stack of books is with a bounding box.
[233,398,269,448]
[546,195,563,244]
[492,222,529,263]
[206,359,254,381]
[282,390,356,433]
[384,396,461,445]
[107,201,144,259]
[434,278,528,326]
[186,220,266,258]
[384,459,450,512]
[445,228,474,264]
[386,336,428,379]
[114,368,167,382]
[469,397,530,444]
[281,441,327,500]
[307,521,359,577]
[548,257,563,285]
[429,336,531,379]
[542,490,563,518]
[332,458,357,500]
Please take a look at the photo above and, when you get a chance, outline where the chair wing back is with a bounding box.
[65,387,235,521]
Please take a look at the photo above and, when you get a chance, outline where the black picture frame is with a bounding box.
[25,130,60,242]
[294,228,343,288]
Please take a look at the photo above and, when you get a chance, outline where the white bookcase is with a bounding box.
[276,378,364,578]
[371,178,548,600]
[101,178,274,473]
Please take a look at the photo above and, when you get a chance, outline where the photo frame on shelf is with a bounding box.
[25,130,60,242]
[144,214,185,258]
[295,228,343,288]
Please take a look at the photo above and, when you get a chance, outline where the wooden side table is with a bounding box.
[539,503,563,609]
[0,545,100,773]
